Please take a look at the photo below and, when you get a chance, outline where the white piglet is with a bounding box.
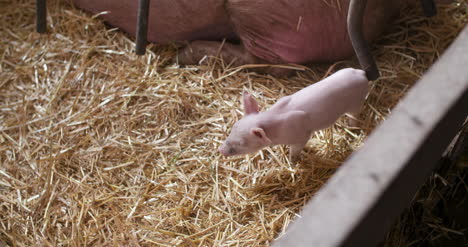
[218,68,369,161]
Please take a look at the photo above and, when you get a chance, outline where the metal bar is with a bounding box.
[347,0,379,80]
[421,0,437,17]
[135,0,150,55]
[36,0,47,33]
[272,26,468,247]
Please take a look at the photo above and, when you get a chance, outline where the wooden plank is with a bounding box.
[272,26,468,247]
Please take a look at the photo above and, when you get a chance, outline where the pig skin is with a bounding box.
[219,68,369,161]
[68,0,400,66]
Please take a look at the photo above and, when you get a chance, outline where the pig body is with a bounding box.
[69,0,403,67]
[219,68,368,160]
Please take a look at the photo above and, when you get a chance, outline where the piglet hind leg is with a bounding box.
[346,102,365,128]
[346,112,361,128]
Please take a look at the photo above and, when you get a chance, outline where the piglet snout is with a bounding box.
[218,145,228,156]
[219,144,235,157]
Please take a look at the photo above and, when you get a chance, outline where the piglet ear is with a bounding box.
[250,127,272,145]
[243,91,259,115]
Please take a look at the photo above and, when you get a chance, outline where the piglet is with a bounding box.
[218,68,368,161]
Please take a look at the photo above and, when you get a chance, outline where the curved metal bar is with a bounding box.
[420,0,437,17]
[36,0,47,33]
[347,0,379,80]
[136,0,150,55]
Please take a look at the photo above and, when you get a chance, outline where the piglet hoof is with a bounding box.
[346,113,361,128]
[347,118,359,128]
[288,153,300,164]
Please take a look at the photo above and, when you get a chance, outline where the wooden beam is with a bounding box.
[272,26,468,247]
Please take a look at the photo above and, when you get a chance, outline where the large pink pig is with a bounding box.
[218,68,368,161]
[68,0,412,67]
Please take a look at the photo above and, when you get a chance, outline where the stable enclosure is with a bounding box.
[272,26,468,247]
[0,0,467,246]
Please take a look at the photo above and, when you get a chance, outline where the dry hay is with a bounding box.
[383,122,468,247]
[0,0,466,246]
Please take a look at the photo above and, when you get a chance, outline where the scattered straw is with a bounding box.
[0,0,466,246]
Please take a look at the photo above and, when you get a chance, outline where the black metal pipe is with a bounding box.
[347,0,379,80]
[420,0,437,17]
[36,0,47,33]
[136,0,150,55]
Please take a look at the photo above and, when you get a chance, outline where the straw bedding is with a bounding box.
[0,0,466,246]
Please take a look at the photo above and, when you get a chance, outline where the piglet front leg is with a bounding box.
[289,134,311,163]
[274,110,311,162]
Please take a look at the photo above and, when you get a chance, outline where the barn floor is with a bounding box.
[0,0,466,246]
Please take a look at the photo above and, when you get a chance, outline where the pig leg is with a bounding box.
[177,41,258,66]
[289,135,310,163]
[274,110,311,162]
[346,107,363,128]
[177,41,294,76]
